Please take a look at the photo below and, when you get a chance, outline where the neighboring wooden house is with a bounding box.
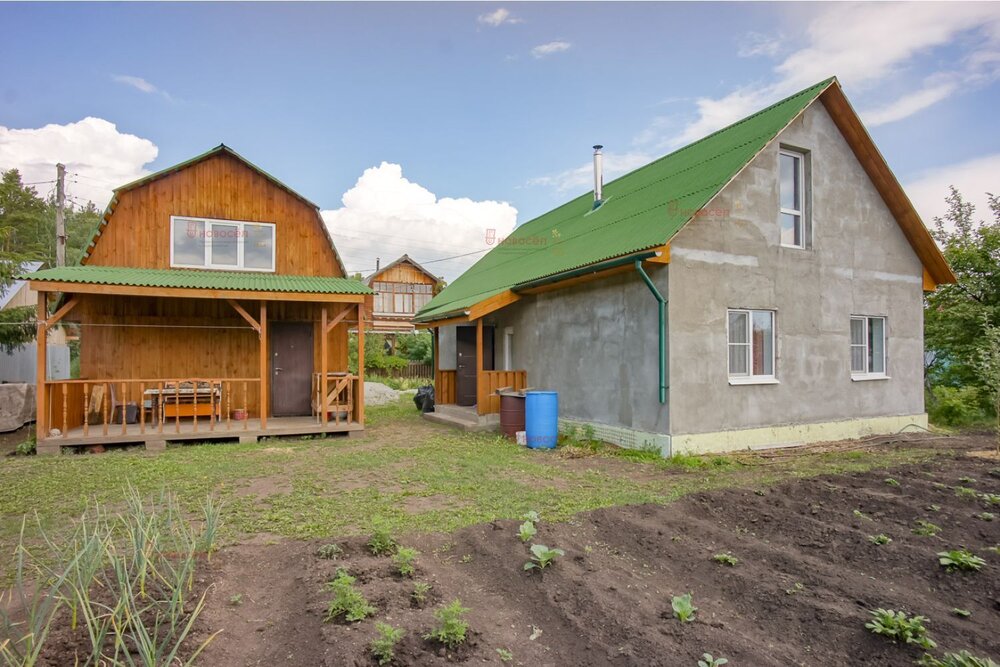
[416,78,955,454]
[366,254,439,334]
[0,262,70,383]
[25,145,373,453]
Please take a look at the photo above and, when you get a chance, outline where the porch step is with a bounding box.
[423,405,499,432]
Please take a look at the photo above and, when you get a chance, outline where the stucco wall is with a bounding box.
[666,101,926,437]
[483,267,670,434]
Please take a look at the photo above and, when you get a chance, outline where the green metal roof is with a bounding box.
[23,266,373,295]
[416,77,835,322]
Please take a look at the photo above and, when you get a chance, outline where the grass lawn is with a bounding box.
[0,399,948,580]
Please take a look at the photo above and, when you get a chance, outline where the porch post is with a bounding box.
[432,327,439,401]
[475,317,484,416]
[321,306,328,427]
[259,300,268,429]
[35,292,47,441]
[356,302,365,424]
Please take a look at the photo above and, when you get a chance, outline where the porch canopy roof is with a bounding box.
[24,265,373,303]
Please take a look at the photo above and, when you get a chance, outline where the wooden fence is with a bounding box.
[367,361,433,379]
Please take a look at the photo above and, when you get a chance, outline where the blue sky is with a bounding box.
[1,2,998,278]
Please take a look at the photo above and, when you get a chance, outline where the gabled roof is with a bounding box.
[0,261,43,309]
[24,265,372,295]
[365,254,441,286]
[416,77,954,323]
[80,144,348,276]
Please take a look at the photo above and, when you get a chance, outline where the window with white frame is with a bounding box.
[779,149,806,248]
[851,316,887,377]
[503,327,514,371]
[728,309,775,382]
[170,216,275,272]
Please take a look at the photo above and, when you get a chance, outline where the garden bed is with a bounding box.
[198,455,1000,666]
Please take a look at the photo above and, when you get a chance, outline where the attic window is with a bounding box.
[779,148,808,248]
[170,216,275,272]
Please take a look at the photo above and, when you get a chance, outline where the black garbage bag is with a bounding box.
[413,385,435,413]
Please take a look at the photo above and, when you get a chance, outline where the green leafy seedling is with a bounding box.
[955,486,979,500]
[523,510,541,523]
[671,593,697,623]
[496,648,513,662]
[885,478,901,487]
[325,569,375,622]
[368,520,397,556]
[917,650,999,667]
[424,599,469,648]
[865,608,936,650]
[959,477,977,485]
[952,608,972,618]
[977,512,995,522]
[712,553,738,566]
[853,509,873,521]
[938,549,986,572]
[228,593,243,606]
[371,622,405,666]
[316,543,343,560]
[393,547,419,577]
[869,534,893,545]
[698,654,729,667]
[412,581,431,606]
[913,519,942,537]
[518,520,537,542]
[524,544,564,571]
[980,493,1000,506]
[785,582,805,595]
[927,504,942,512]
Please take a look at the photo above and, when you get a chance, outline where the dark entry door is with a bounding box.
[271,322,313,417]
[455,325,494,407]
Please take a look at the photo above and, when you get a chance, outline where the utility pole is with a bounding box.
[55,163,66,267]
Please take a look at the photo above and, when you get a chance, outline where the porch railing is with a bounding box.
[43,378,261,439]
[478,370,528,415]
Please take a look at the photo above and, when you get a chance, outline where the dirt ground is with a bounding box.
[197,451,1000,666]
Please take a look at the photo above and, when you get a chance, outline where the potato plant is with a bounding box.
[524,544,564,571]
[865,608,936,650]
[712,553,738,566]
[424,599,470,648]
[671,593,697,623]
[938,549,986,572]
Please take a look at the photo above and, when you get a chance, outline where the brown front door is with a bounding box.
[270,322,313,417]
[455,325,494,407]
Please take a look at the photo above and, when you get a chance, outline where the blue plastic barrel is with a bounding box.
[525,391,558,449]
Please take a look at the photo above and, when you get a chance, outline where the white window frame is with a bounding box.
[727,308,778,385]
[779,148,806,249]
[850,315,889,380]
[169,216,276,272]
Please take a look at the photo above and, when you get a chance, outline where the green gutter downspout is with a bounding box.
[635,261,667,404]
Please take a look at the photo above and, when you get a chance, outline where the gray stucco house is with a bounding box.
[415,77,955,455]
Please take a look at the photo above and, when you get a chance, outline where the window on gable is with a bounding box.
[779,149,807,248]
[728,309,776,383]
[851,316,887,377]
[170,216,275,272]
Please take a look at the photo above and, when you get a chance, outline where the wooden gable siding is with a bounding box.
[371,261,436,286]
[70,295,351,418]
[86,152,342,276]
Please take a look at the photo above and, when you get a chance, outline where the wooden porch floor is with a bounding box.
[38,416,363,453]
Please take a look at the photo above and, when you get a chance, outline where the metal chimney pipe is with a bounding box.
[593,145,603,203]
[376,257,381,271]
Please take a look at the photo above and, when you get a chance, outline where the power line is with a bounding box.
[22,179,56,186]
[347,247,489,274]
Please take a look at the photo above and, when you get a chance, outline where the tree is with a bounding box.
[925,188,1000,390]
[975,316,1000,451]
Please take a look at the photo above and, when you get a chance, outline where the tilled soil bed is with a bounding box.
[199,456,1000,666]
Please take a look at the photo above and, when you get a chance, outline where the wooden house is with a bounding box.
[25,145,373,454]
[366,254,439,334]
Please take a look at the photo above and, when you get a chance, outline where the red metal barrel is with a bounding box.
[499,391,526,439]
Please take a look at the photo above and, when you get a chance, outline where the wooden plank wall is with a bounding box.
[436,370,456,405]
[477,370,527,414]
[370,261,436,286]
[86,152,343,276]
[71,294,350,418]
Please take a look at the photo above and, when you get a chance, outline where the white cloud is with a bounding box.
[0,117,158,207]
[113,74,173,101]
[904,153,1000,228]
[531,41,571,59]
[527,152,653,194]
[738,31,783,58]
[478,8,521,27]
[639,3,1000,151]
[323,163,517,281]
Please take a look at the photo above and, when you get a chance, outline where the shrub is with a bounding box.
[926,385,991,428]
[325,569,375,622]
[368,520,397,556]
[424,599,469,648]
[865,608,936,650]
[524,544,564,571]
[316,543,343,560]
[671,593,697,623]
[938,549,986,572]
[371,622,405,666]
[712,553,738,566]
[393,547,419,577]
